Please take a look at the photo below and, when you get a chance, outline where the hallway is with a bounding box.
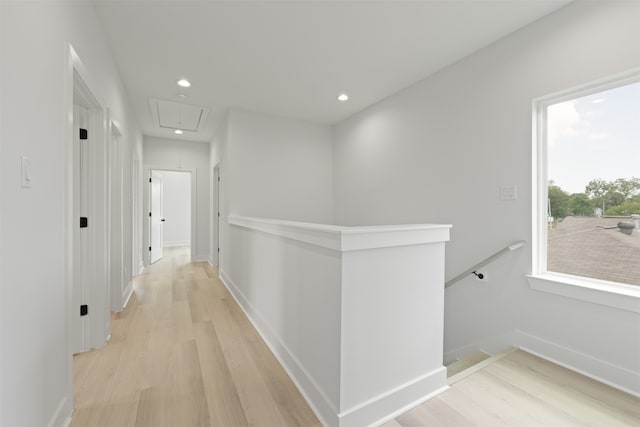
[71,246,319,427]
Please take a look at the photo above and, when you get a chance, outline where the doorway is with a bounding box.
[149,169,192,264]
[213,165,220,267]
[71,70,109,354]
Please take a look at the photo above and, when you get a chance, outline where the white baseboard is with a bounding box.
[444,331,515,364]
[47,395,72,427]
[339,372,448,427]
[192,253,210,262]
[445,329,640,397]
[122,281,134,309]
[220,269,449,427]
[219,269,338,427]
[513,330,640,397]
[163,241,190,247]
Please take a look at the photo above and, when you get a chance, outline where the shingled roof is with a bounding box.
[547,216,640,286]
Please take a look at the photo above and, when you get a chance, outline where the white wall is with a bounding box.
[0,2,142,426]
[333,0,640,393]
[225,109,333,222]
[143,136,209,261]
[156,170,191,246]
[219,108,334,276]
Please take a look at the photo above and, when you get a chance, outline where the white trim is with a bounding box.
[107,118,125,314]
[527,274,640,313]
[63,41,76,415]
[219,269,337,427]
[531,68,640,292]
[228,215,451,252]
[513,330,640,397]
[444,330,515,364]
[448,347,517,385]
[337,371,448,427]
[162,240,191,247]
[365,386,448,427]
[143,165,197,264]
[121,280,134,310]
[191,253,211,262]
[46,395,72,427]
[446,329,640,397]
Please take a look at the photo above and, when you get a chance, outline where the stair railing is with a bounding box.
[445,241,526,288]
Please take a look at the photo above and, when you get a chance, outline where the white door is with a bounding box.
[150,171,164,263]
[215,166,221,267]
[73,104,90,354]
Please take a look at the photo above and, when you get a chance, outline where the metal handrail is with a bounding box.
[445,241,526,288]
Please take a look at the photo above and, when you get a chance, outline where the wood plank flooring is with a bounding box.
[71,246,319,427]
[384,350,640,427]
[446,351,491,378]
[73,246,640,427]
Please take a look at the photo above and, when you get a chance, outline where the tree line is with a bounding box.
[548,177,640,219]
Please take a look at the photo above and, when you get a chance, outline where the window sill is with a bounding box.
[526,273,640,314]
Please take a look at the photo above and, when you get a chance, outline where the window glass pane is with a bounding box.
[546,81,640,286]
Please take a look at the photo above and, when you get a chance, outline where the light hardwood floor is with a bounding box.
[72,246,320,427]
[73,246,640,427]
[384,350,640,427]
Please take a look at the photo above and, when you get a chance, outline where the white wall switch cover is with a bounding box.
[21,156,32,188]
[500,185,517,201]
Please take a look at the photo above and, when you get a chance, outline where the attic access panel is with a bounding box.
[148,98,210,132]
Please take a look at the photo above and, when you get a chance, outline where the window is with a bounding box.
[532,73,640,299]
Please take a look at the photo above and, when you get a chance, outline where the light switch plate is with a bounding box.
[501,185,517,201]
[21,156,32,188]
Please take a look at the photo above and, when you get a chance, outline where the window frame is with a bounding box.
[529,70,640,313]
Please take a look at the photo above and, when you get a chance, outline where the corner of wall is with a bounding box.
[46,395,73,427]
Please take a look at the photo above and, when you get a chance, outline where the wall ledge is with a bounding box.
[228,215,451,251]
[526,273,640,314]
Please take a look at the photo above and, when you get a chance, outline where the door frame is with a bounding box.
[143,165,196,265]
[213,164,220,267]
[149,170,164,264]
[107,119,126,311]
[133,157,143,276]
[64,43,110,365]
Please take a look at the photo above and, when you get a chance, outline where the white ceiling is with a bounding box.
[94,0,571,143]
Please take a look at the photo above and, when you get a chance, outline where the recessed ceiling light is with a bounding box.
[177,79,191,88]
[174,129,184,135]
[337,93,349,102]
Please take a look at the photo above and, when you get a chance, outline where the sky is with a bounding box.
[547,80,640,195]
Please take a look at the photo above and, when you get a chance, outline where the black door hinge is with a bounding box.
[79,128,88,140]
[149,178,152,183]
[218,176,220,182]
[80,217,88,228]
[148,246,152,251]
[217,212,220,217]
[217,247,220,253]
[149,212,152,217]
[80,305,88,316]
